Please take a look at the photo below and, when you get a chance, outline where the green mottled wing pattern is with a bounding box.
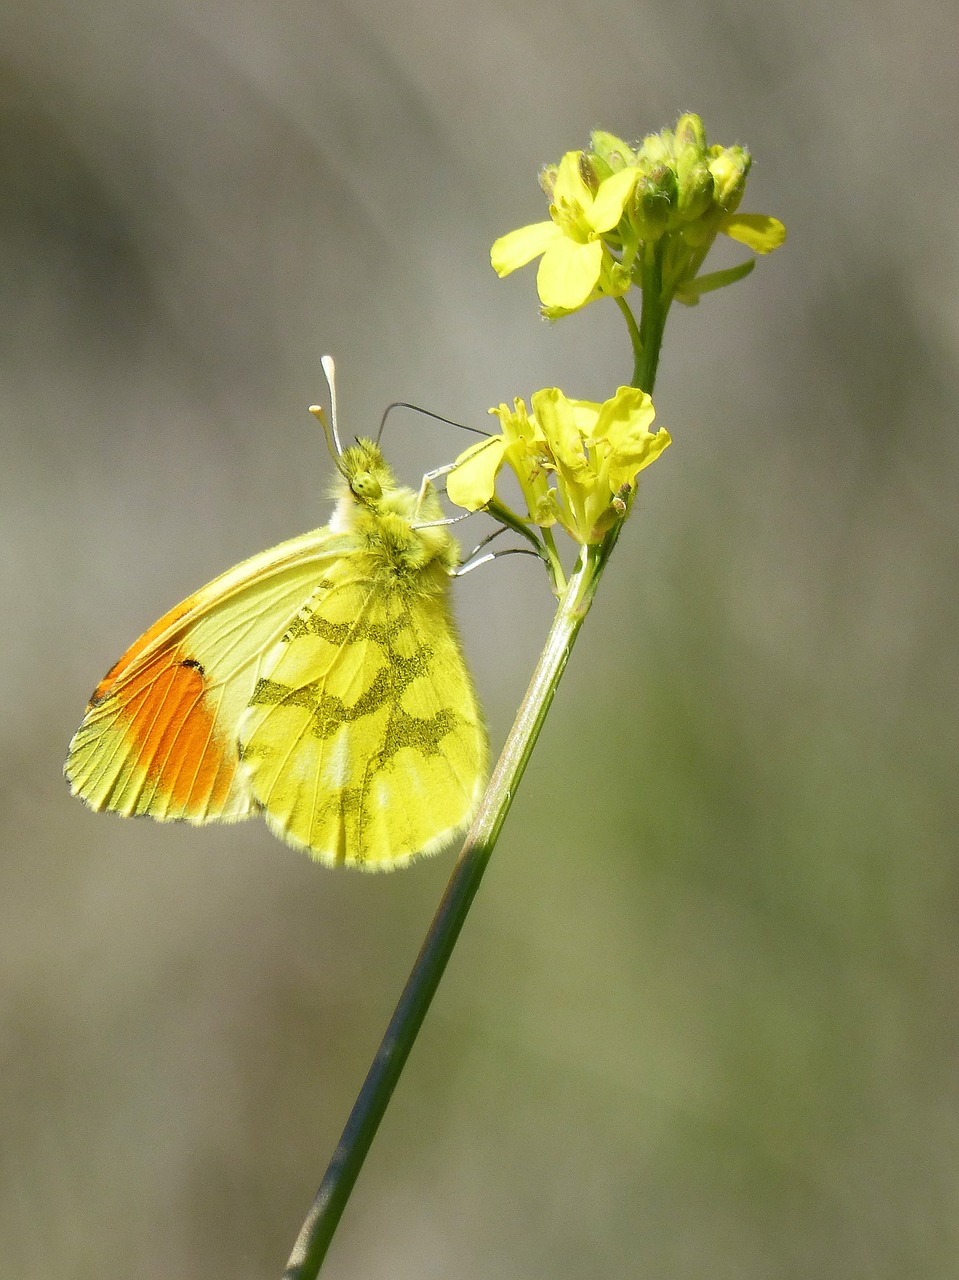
[238,559,487,867]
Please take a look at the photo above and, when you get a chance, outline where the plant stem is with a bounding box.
[283,545,602,1279]
[615,294,643,387]
[636,242,668,393]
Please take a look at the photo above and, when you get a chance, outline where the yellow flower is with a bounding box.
[491,151,638,311]
[490,116,787,318]
[448,385,671,546]
[447,396,553,525]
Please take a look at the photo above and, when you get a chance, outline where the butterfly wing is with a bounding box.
[65,529,350,824]
[237,559,487,867]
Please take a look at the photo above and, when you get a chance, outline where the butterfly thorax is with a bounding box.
[332,439,460,591]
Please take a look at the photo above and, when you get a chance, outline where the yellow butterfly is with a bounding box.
[65,363,488,868]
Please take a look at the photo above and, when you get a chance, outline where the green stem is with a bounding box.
[485,498,549,560]
[635,242,668,393]
[540,526,567,593]
[615,294,643,386]
[595,266,666,577]
[283,546,602,1279]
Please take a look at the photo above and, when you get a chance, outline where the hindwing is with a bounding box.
[238,559,487,867]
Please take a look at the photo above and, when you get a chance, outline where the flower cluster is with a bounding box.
[447,385,671,546]
[491,113,786,316]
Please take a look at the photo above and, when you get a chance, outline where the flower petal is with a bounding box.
[446,436,507,510]
[552,150,593,207]
[589,386,657,451]
[607,427,671,492]
[491,221,562,277]
[587,166,639,233]
[587,387,669,491]
[536,238,604,310]
[531,387,589,475]
[568,399,602,438]
[718,213,787,253]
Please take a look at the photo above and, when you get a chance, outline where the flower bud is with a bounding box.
[588,130,635,172]
[629,161,676,239]
[675,120,714,223]
[676,164,714,223]
[674,112,707,153]
[708,145,752,214]
[637,131,673,170]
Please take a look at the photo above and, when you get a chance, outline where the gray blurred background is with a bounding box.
[3,1,958,1276]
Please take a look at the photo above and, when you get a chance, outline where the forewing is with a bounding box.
[66,529,349,824]
[238,565,487,867]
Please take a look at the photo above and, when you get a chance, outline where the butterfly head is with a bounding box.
[329,438,421,529]
[338,439,396,506]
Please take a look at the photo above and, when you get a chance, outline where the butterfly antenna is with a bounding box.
[309,354,344,460]
[376,401,488,446]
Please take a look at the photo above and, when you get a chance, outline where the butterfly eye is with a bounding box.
[351,471,382,501]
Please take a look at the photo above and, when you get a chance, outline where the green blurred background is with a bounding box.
[3,1,958,1276]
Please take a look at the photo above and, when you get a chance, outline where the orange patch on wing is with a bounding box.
[114,648,237,814]
[91,594,198,706]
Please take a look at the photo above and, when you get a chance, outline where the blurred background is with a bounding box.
[2,0,958,1276]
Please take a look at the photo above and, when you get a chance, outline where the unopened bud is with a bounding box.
[708,145,752,214]
[637,131,673,170]
[588,130,635,173]
[630,162,676,239]
[674,112,707,153]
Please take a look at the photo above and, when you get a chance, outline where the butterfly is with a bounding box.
[65,365,488,868]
